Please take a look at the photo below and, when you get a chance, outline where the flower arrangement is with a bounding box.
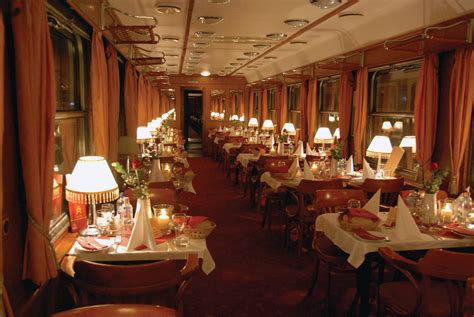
[112,157,152,199]
[330,141,344,161]
[424,162,449,194]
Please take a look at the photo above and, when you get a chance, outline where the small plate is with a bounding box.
[353,230,390,242]
[75,238,113,253]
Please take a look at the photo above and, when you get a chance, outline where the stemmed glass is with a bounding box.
[171,213,190,247]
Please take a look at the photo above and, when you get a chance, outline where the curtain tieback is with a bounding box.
[450,175,458,195]
[26,211,60,270]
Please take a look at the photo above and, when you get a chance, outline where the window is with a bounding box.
[318,76,340,136]
[48,8,90,238]
[267,88,276,123]
[287,84,301,128]
[367,61,420,173]
[253,91,260,118]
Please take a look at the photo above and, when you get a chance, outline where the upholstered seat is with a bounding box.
[52,304,177,317]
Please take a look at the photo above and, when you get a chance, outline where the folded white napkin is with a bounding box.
[183,171,197,194]
[288,156,301,177]
[394,196,423,240]
[150,159,166,182]
[127,199,157,251]
[346,155,354,174]
[303,159,315,180]
[363,158,375,179]
[294,141,304,157]
[363,189,381,215]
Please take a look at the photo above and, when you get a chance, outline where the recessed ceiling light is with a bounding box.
[266,33,287,40]
[167,64,177,67]
[155,5,182,14]
[190,51,205,56]
[162,36,179,42]
[244,52,259,57]
[247,66,257,69]
[188,56,201,61]
[193,42,210,48]
[225,66,234,69]
[253,44,271,49]
[284,19,309,27]
[309,0,341,9]
[166,54,179,58]
[264,56,277,60]
[237,57,250,61]
[230,62,241,66]
[236,72,245,75]
[208,0,230,4]
[194,31,216,38]
[187,61,199,65]
[198,16,224,25]
[201,70,211,77]
[290,41,307,45]
[338,12,364,18]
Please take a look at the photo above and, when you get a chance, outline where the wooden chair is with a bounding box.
[60,253,200,316]
[361,177,404,207]
[52,304,177,317]
[284,179,344,251]
[377,247,474,317]
[234,144,266,184]
[306,189,368,315]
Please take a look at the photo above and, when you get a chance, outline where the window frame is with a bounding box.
[287,84,301,128]
[318,75,340,133]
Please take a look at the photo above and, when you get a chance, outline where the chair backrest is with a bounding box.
[313,189,367,212]
[66,253,199,310]
[52,304,177,317]
[361,178,404,206]
[296,179,344,212]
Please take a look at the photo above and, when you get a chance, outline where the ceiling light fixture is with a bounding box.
[162,36,179,42]
[264,56,277,60]
[167,64,177,67]
[194,31,216,38]
[193,42,210,48]
[290,41,307,45]
[208,0,230,4]
[166,54,179,58]
[236,72,245,75]
[201,70,211,77]
[339,12,364,18]
[198,16,224,25]
[190,51,205,56]
[230,62,241,66]
[247,66,258,69]
[155,5,182,14]
[237,57,250,61]
[284,19,309,27]
[253,44,271,49]
[309,0,341,9]
[243,52,259,57]
[266,33,287,40]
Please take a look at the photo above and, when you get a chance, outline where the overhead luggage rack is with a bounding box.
[102,5,159,45]
[383,19,473,54]
[132,47,166,66]
[316,52,363,72]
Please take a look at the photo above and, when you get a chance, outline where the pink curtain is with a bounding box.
[299,81,308,143]
[275,85,282,130]
[90,30,109,158]
[261,89,268,121]
[306,79,318,147]
[448,47,474,193]
[239,93,245,117]
[0,9,4,300]
[11,0,58,284]
[124,62,138,138]
[106,44,119,162]
[137,75,147,126]
[152,89,160,118]
[280,84,288,129]
[248,91,254,119]
[353,67,369,165]
[146,81,153,122]
[338,72,354,156]
[414,55,439,180]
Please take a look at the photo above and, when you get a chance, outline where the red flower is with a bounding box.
[131,159,141,170]
[430,162,439,171]
[155,138,161,144]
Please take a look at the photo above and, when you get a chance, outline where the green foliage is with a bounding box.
[112,161,150,199]
[330,141,344,161]
[424,164,450,194]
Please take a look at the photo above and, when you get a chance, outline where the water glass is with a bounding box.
[172,213,190,247]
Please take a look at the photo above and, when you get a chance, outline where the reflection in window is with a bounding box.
[267,89,276,123]
[319,77,340,137]
[288,85,301,128]
[253,91,260,119]
[368,61,420,172]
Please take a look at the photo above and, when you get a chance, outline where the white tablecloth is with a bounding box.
[315,213,474,268]
[68,238,216,275]
[236,153,259,168]
[260,172,302,190]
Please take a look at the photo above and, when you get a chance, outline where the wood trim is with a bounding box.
[179,0,195,75]
[230,0,359,76]
[53,232,78,263]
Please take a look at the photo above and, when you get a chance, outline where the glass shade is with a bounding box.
[137,126,152,140]
[248,117,259,128]
[231,114,239,121]
[400,136,416,153]
[262,120,274,130]
[65,156,119,204]
[281,122,296,135]
[314,127,333,144]
[382,121,393,131]
[239,115,245,122]
[366,135,392,158]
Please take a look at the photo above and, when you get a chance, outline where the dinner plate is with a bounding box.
[446,226,474,239]
[353,230,390,242]
[76,238,113,253]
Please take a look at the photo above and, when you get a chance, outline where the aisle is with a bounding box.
[180,157,315,316]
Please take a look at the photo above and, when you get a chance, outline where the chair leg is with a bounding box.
[304,256,321,300]
[327,265,332,317]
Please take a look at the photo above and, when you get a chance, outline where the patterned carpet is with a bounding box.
[179,157,358,317]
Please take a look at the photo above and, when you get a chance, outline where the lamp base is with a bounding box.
[81,225,100,236]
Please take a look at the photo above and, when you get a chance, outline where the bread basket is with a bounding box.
[184,220,216,239]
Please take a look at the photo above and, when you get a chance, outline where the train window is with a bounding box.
[367,61,420,175]
[48,9,90,236]
[267,88,276,123]
[253,91,260,119]
[318,76,340,135]
[288,84,301,128]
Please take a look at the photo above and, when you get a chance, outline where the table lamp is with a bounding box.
[314,127,333,153]
[281,122,296,136]
[262,119,274,131]
[366,135,393,170]
[382,121,393,133]
[248,117,259,128]
[66,156,119,236]
[137,126,152,154]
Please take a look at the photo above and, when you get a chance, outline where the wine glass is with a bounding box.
[171,213,190,247]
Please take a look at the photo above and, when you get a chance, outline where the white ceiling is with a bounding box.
[86,0,474,82]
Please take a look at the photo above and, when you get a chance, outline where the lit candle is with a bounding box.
[157,210,170,230]
[440,202,453,223]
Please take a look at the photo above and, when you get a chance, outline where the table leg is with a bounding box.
[357,256,373,317]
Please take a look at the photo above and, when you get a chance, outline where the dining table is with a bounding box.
[315,212,474,316]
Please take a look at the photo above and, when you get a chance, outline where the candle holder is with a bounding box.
[439,198,454,224]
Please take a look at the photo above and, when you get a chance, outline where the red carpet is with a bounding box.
[179,158,319,316]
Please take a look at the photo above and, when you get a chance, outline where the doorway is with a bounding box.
[183,90,203,157]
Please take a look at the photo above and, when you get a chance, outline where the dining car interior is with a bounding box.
[2,0,474,316]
